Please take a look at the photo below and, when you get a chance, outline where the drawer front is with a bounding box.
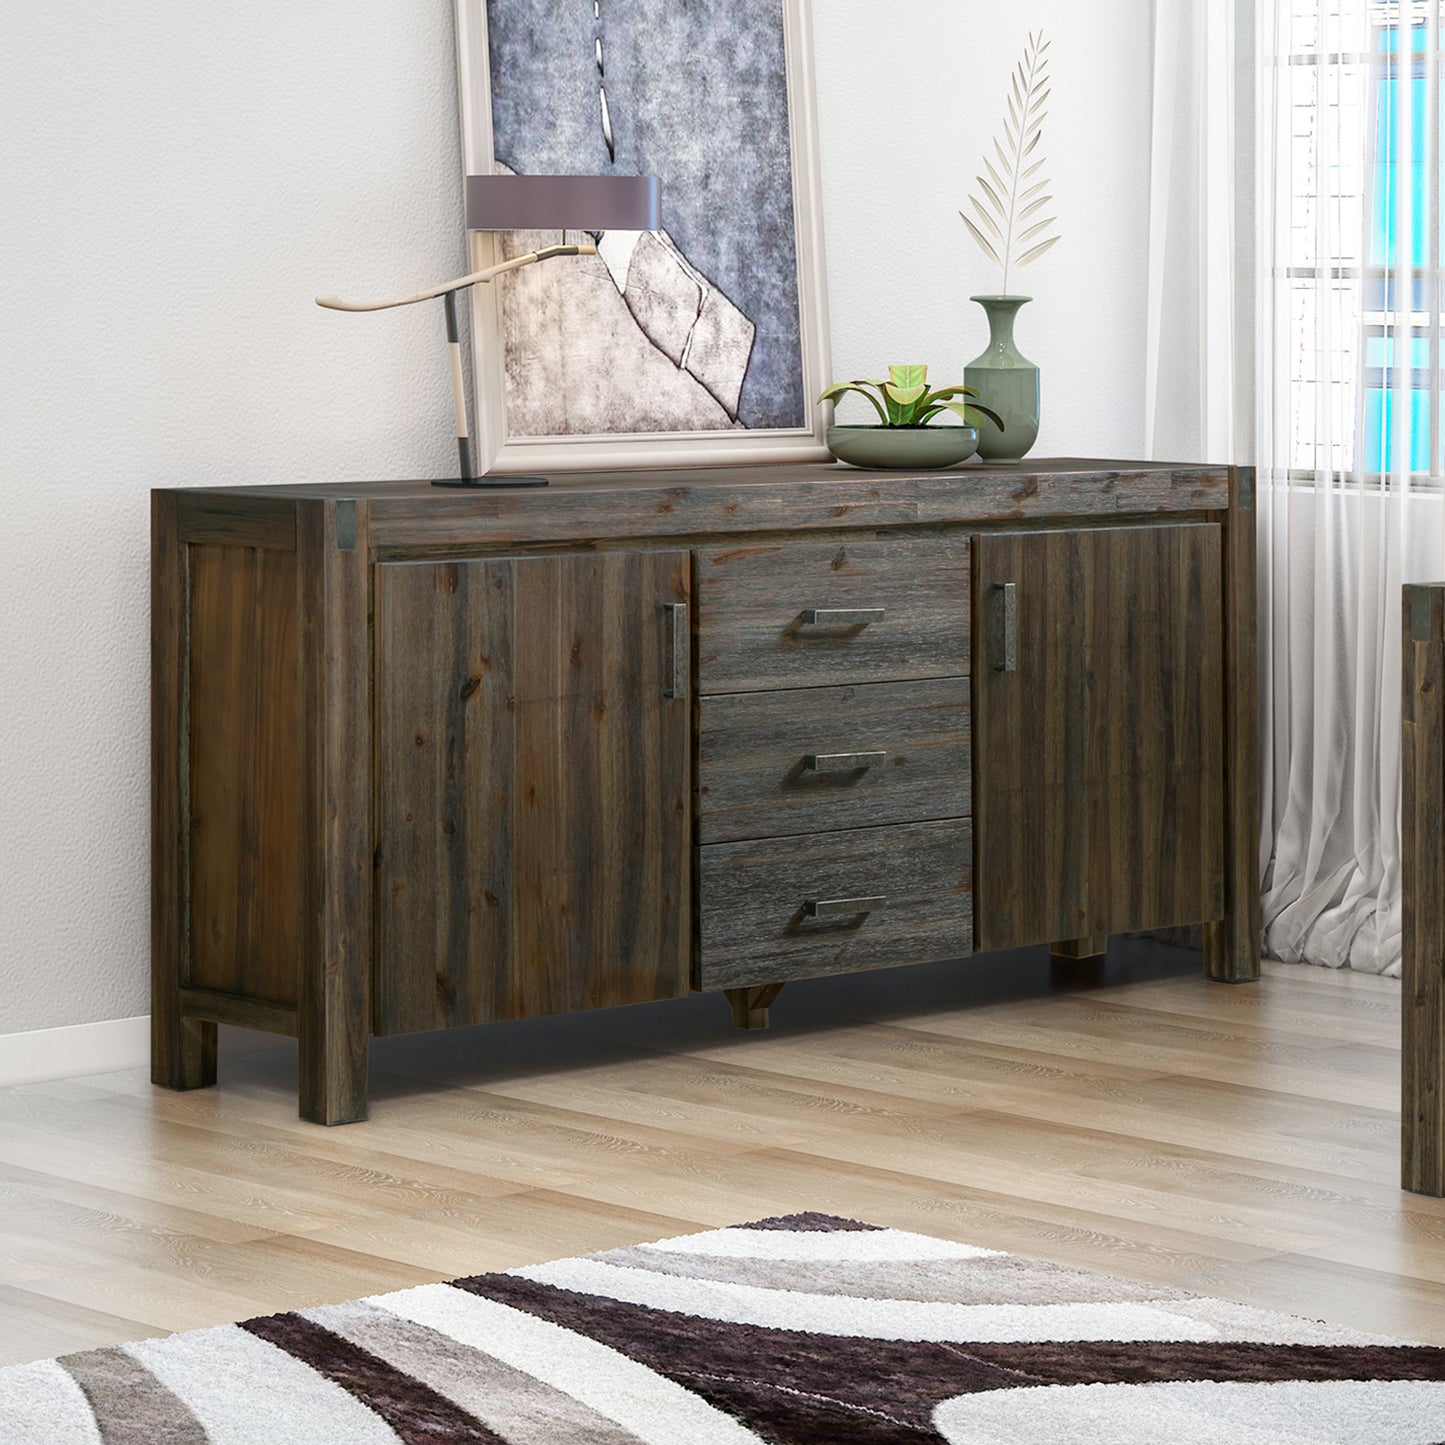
[696,538,970,693]
[698,679,970,843]
[697,820,973,990]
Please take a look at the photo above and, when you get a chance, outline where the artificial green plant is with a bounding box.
[819,365,1005,432]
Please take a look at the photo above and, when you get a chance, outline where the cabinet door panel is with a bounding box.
[376,551,691,1034]
[972,524,1224,951]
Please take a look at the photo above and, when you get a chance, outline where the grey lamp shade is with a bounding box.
[466,174,661,232]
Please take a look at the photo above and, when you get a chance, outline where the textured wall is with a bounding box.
[0,1,1152,1035]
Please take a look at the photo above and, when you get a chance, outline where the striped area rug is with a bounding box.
[4,1212,1445,1443]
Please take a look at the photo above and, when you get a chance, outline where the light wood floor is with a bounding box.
[1,943,1440,1367]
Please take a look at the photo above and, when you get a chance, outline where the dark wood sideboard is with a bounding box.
[152,459,1261,1123]
[1403,582,1445,1195]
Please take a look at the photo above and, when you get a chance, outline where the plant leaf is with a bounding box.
[1019,194,1053,221]
[880,379,928,426]
[939,399,1007,432]
[995,137,1014,173]
[1016,234,1060,267]
[1023,158,1045,179]
[1018,216,1057,245]
[983,155,1008,197]
[976,174,1006,219]
[1023,128,1043,156]
[1007,93,1020,133]
[961,213,1002,265]
[970,197,1003,240]
[888,365,928,390]
[816,382,887,424]
[1020,179,1048,203]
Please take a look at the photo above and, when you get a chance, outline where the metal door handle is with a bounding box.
[804,895,886,919]
[801,607,885,626]
[993,582,1017,672]
[663,602,688,699]
[803,751,887,773]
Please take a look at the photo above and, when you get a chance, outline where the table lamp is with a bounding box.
[317,173,662,488]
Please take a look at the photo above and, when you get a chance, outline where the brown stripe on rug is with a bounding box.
[455,1272,1445,1441]
[304,1298,649,1445]
[741,1212,885,1231]
[451,1272,1028,1432]
[240,1311,505,1443]
[60,1347,208,1445]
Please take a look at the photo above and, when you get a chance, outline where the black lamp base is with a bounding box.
[431,476,550,489]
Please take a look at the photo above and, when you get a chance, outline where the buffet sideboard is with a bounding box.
[152,459,1260,1122]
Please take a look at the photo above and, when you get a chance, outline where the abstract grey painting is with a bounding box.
[482,0,807,439]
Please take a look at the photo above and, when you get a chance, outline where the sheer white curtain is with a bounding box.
[1149,0,1444,974]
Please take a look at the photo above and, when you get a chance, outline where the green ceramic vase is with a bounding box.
[964,295,1040,463]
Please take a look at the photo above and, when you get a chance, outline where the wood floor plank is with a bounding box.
[2,942,1443,1364]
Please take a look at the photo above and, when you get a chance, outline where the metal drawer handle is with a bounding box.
[993,582,1017,672]
[804,895,887,919]
[663,602,688,699]
[803,751,887,773]
[801,607,885,626]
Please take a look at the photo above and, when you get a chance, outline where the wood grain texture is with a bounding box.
[697,679,970,843]
[186,545,302,1006]
[150,492,216,1092]
[696,537,970,693]
[1403,581,1445,1195]
[181,461,1232,551]
[375,551,692,1036]
[972,524,1225,952]
[176,494,297,551]
[295,500,373,1125]
[178,989,299,1038]
[12,953,1441,1368]
[1204,469,1264,984]
[697,819,973,990]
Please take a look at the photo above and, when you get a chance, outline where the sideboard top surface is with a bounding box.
[164,458,1244,551]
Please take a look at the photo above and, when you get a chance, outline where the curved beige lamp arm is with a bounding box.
[315,242,598,486]
[314,242,596,312]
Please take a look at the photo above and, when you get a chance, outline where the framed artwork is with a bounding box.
[454,0,831,472]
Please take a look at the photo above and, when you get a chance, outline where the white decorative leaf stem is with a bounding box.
[962,31,1060,293]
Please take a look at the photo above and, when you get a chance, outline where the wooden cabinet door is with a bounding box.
[375,550,691,1034]
[971,524,1225,952]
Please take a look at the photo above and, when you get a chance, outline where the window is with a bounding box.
[1284,1,1443,479]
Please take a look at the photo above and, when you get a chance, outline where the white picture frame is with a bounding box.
[453,0,832,473]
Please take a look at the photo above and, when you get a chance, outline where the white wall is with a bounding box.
[0,1,1152,1040]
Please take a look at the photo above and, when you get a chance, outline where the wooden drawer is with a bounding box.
[695,538,970,693]
[697,820,973,990]
[698,679,970,843]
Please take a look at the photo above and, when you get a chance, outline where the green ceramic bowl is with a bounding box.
[825,425,979,471]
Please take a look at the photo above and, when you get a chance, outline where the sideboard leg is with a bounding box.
[1403,582,1445,1195]
[1205,467,1262,984]
[1051,936,1107,960]
[153,1016,217,1092]
[724,984,784,1031]
[296,499,373,1125]
[151,490,217,1093]
[299,1012,369,1126]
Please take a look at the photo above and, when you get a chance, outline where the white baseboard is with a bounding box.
[0,1015,152,1088]
[0,1015,289,1088]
